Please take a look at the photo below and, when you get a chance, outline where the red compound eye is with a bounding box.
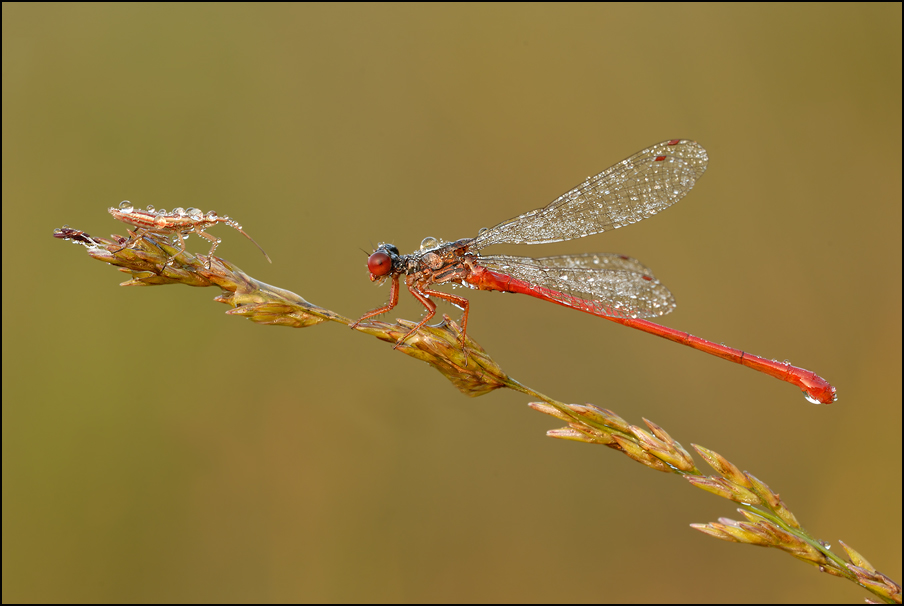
[367,251,393,276]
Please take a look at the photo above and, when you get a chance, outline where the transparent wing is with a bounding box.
[477,253,675,318]
[473,139,707,247]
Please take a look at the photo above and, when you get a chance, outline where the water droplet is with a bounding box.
[478,227,488,236]
[420,236,439,251]
[146,205,155,212]
[172,207,185,216]
[187,208,203,219]
[206,210,218,220]
[803,393,823,405]
[118,200,133,211]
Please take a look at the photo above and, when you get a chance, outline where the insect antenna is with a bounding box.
[225,219,272,263]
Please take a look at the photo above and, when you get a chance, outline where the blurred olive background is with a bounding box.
[3,3,900,603]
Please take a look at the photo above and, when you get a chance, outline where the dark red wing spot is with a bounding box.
[367,251,393,276]
[655,155,667,162]
[667,139,680,145]
[642,275,653,282]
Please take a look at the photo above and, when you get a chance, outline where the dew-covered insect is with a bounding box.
[108,201,271,267]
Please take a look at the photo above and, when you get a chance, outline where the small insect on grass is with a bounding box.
[108,201,272,268]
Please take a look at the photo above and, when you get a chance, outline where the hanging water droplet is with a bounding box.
[803,392,823,405]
